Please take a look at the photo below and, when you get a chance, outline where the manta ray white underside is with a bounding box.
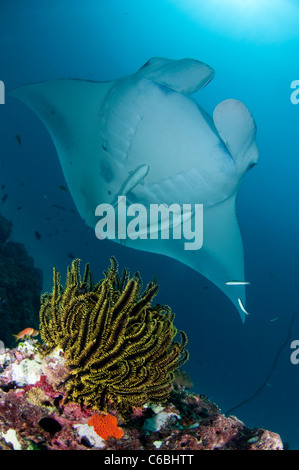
[9,57,258,321]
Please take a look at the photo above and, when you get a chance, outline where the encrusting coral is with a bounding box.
[39,257,188,417]
[88,413,124,440]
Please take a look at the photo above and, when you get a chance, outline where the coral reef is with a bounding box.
[0,339,284,450]
[0,256,285,450]
[39,258,188,417]
[0,212,43,348]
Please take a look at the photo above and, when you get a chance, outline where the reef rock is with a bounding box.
[0,212,43,348]
[0,340,284,451]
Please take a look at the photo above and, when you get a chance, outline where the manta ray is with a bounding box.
[9,57,258,321]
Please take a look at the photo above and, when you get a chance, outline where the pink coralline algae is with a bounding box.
[0,340,284,450]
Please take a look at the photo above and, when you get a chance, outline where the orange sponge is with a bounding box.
[88,413,124,440]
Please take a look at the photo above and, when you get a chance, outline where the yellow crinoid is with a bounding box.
[39,257,188,417]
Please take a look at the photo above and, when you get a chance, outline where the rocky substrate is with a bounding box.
[0,213,42,348]
[0,340,283,451]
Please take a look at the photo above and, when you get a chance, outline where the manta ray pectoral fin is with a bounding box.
[124,193,248,322]
[187,194,247,322]
[204,195,247,322]
[138,57,215,94]
[213,99,259,173]
[9,79,112,144]
[9,79,114,223]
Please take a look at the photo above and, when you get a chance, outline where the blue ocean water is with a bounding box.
[0,0,299,449]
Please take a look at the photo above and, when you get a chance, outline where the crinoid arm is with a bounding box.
[39,257,188,417]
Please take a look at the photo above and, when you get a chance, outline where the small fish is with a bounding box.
[13,328,39,341]
[1,184,5,190]
[52,203,66,211]
[17,206,22,210]
[42,193,48,199]
[175,370,194,389]
[226,281,250,286]
[112,164,149,205]
[247,436,259,444]
[238,298,250,316]
[153,273,158,285]
[270,317,279,322]
[68,252,75,260]
[15,134,22,146]
[1,194,8,204]
[59,185,67,191]
[35,230,41,240]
